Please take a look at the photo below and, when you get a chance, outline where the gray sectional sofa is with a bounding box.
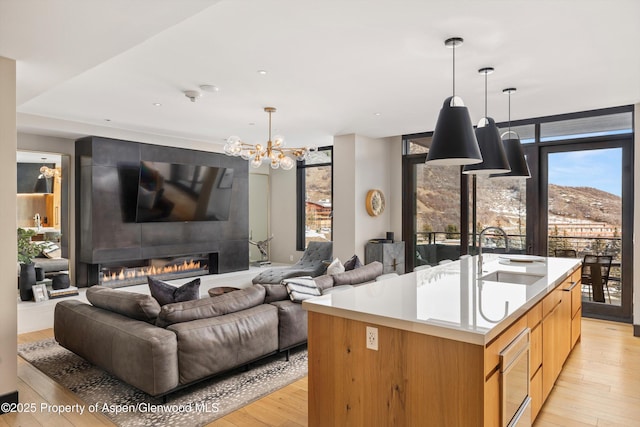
[53,261,384,397]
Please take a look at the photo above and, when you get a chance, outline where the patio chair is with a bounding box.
[554,249,577,258]
[582,255,613,303]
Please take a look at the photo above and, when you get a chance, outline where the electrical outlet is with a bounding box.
[289,255,294,262]
[366,326,378,351]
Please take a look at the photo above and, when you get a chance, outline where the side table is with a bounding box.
[365,241,405,274]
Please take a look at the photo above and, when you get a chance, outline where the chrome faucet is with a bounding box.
[477,226,509,274]
[33,213,41,230]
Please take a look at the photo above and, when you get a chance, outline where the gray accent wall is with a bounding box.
[75,136,249,286]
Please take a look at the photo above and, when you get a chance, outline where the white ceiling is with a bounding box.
[2,0,639,151]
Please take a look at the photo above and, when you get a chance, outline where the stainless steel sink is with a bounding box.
[480,270,544,285]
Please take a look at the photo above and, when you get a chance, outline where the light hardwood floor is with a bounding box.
[2,319,639,426]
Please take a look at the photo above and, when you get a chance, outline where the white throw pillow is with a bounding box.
[327,258,345,275]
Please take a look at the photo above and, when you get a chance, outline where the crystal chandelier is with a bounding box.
[224,107,316,170]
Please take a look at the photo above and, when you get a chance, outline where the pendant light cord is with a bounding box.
[508,91,511,134]
[452,42,456,98]
[484,71,488,118]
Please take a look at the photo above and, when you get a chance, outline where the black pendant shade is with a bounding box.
[426,96,482,166]
[489,134,531,178]
[462,117,511,175]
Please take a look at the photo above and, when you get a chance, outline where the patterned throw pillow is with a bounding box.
[326,258,345,275]
[343,254,363,271]
[148,276,201,306]
[282,276,321,303]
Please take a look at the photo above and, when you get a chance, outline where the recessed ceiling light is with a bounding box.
[199,84,219,92]
[249,122,255,126]
[257,70,268,75]
[374,112,381,116]
[153,103,162,107]
[104,119,111,122]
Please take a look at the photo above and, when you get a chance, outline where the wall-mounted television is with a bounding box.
[135,161,234,222]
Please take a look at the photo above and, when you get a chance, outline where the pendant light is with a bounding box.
[463,67,510,175]
[426,37,482,166]
[490,88,531,179]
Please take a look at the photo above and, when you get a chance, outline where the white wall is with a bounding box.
[332,135,357,261]
[0,56,18,401]
[269,165,301,263]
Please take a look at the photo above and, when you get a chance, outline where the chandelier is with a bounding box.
[39,165,60,180]
[224,107,316,170]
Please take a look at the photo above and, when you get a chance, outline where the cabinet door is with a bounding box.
[557,290,572,365]
[530,367,543,421]
[542,302,559,401]
[530,323,542,377]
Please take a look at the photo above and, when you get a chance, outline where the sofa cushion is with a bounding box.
[332,261,383,286]
[343,254,363,271]
[269,300,308,351]
[86,285,161,322]
[148,276,200,306]
[156,284,266,327]
[262,283,289,303]
[282,276,321,303]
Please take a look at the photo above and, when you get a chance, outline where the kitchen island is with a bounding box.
[303,255,582,427]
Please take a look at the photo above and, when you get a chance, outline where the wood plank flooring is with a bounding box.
[2,318,639,426]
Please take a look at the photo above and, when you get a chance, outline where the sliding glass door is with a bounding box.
[541,141,633,321]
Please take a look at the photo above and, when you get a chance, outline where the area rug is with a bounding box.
[18,338,307,426]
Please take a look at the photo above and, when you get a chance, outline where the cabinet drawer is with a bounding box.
[484,317,527,377]
[527,302,542,329]
[542,288,561,317]
[571,266,582,284]
[571,279,582,317]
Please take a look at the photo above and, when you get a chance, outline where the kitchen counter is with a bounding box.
[303,254,582,345]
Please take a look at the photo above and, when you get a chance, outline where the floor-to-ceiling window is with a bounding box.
[403,106,634,322]
[296,147,333,250]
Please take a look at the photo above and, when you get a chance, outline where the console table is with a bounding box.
[364,241,405,274]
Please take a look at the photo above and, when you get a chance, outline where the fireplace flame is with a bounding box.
[102,260,205,283]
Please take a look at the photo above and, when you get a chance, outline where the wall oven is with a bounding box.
[500,328,531,427]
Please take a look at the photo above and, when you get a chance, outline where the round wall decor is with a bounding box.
[365,189,385,217]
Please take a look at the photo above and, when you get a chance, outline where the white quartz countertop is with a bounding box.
[303,254,582,345]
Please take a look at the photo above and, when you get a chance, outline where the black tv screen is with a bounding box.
[135,161,234,222]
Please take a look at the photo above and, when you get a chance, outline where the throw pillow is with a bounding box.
[148,276,201,306]
[283,276,321,303]
[326,258,345,275]
[343,254,363,271]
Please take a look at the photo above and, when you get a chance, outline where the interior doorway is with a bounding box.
[16,150,71,278]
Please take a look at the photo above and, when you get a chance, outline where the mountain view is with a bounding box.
[304,163,622,253]
[413,165,621,249]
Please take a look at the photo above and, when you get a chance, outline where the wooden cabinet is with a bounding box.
[570,268,582,349]
[542,294,560,401]
[540,268,581,406]
[307,265,583,427]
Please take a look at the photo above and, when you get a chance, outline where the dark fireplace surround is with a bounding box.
[75,137,249,288]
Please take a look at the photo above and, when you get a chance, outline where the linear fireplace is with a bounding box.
[88,253,219,288]
[75,136,249,288]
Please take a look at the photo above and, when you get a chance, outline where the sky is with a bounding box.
[547,148,622,197]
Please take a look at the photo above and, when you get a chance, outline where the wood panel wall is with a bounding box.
[308,312,486,426]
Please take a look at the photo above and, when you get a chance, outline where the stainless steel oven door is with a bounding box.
[500,328,531,427]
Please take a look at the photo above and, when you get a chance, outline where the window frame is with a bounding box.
[296,146,333,251]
